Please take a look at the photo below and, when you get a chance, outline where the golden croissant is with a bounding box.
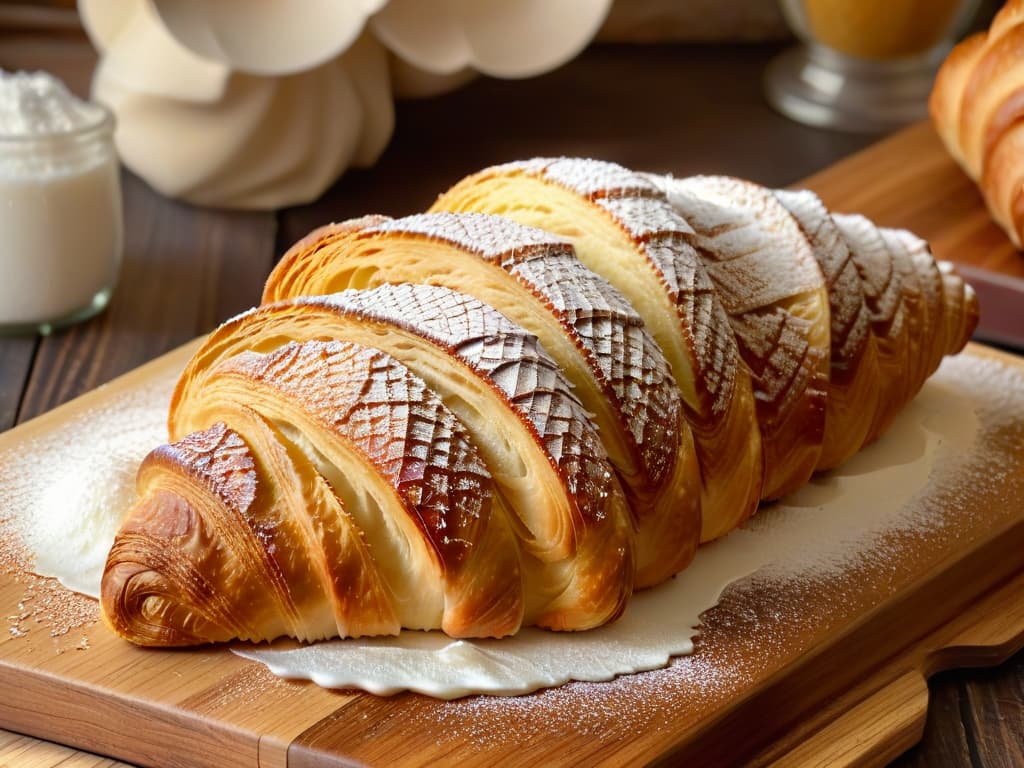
[930,0,1024,247]
[102,158,978,646]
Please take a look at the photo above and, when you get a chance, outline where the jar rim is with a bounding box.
[0,101,115,143]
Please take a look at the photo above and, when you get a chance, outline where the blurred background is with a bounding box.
[0,0,1004,212]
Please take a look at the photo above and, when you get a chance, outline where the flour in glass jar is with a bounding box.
[0,70,123,332]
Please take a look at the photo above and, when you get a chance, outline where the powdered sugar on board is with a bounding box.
[2,351,1022,706]
[0,372,175,644]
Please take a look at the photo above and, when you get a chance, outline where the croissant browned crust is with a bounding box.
[106,290,637,644]
[102,157,978,648]
[433,159,976,494]
[648,175,831,500]
[771,188,879,470]
[930,0,1024,247]
[430,159,764,541]
[105,342,524,644]
[263,213,700,587]
[176,283,636,627]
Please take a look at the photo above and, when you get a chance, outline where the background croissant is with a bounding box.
[101,158,978,647]
[930,0,1024,248]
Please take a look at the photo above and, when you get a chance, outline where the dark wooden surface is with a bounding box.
[0,31,1021,768]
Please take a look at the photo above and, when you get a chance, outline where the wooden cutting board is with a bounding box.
[1,122,1023,768]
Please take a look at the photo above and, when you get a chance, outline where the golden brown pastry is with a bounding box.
[430,159,764,541]
[930,0,1024,247]
[104,341,526,644]
[106,308,636,644]
[654,177,975,463]
[772,188,881,470]
[649,175,831,500]
[110,286,638,643]
[833,214,978,442]
[263,213,700,586]
[170,283,636,635]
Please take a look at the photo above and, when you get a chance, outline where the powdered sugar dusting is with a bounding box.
[0,372,176,645]
[652,175,829,413]
[505,252,682,488]
[774,188,869,371]
[296,285,620,531]
[834,213,903,332]
[367,212,571,263]
[506,157,664,201]
[497,158,738,419]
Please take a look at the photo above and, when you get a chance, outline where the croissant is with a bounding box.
[432,159,975,493]
[930,0,1024,247]
[101,158,978,647]
[104,348,518,644]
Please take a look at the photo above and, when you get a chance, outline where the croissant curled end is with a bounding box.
[102,489,245,647]
[102,425,303,646]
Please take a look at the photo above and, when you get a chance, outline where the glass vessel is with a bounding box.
[0,105,124,335]
[765,0,982,132]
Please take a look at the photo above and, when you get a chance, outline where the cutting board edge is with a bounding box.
[638,502,1024,768]
[752,564,1024,768]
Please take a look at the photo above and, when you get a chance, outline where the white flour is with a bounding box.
[0,70,103,138]
[3,377,174,596]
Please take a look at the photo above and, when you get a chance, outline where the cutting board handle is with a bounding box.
[757,569,1024,768]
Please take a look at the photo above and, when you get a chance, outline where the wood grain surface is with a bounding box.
[0,31,1022,768]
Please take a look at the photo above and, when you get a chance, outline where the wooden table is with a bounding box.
[0,32,1021,767]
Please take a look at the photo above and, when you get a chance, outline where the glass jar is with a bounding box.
[764,0,982,132]
[0,104,123,335]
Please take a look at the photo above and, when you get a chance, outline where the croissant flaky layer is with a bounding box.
[102,157,978,647]
[262,213,700,588]
[648,174,832,500]
[432,159,764,541]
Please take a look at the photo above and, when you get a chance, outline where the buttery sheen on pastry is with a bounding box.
[106,290,637,645]
[831,214,975,444]
[175,283,636,632]
[431,158,764,541]
[263,213,701,587]
[101,156,979,648]
[105,341,525,644]
[649,174,831,500]
[771,188,880,470]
